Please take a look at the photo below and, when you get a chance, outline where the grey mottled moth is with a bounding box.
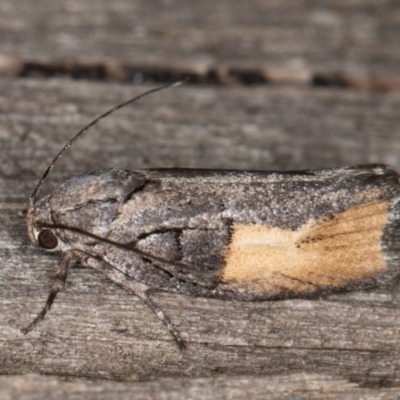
[24,82,400,349]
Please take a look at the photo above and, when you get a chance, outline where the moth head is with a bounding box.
[27,169,147,252]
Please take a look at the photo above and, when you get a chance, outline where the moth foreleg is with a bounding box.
[21,251,73,334]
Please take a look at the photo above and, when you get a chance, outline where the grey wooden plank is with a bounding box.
[1,79,400,387]
[0,373,399,400]
[0,1,400,79]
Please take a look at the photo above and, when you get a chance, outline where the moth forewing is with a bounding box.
[25,162,400,346]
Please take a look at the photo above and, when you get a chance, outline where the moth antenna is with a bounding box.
[30,79,188,206]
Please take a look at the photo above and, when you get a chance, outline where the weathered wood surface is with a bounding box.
[1,79,400,397]
[1,0,400,86]
[0,373,399,400]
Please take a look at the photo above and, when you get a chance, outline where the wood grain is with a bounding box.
[1,373,400,400]
[1,0,400,84]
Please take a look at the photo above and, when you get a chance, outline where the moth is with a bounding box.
[24,82,400,349]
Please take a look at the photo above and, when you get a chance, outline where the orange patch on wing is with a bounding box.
[222,201,389,293]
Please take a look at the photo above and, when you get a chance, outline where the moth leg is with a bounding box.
[120,279,185,350]
[21,251,73,334]
[86,256,186,349]
[136,289,186,350]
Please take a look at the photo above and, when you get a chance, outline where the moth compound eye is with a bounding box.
[38,229,58,249]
